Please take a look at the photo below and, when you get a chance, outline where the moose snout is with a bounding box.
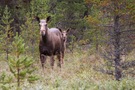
[63,37,66,41]
[40,29,46,35]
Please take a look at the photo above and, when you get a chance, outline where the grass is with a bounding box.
[0,49,135,90]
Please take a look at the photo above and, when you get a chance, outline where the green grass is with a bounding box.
[0,50,135,90]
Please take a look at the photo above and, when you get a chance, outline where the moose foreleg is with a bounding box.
[40,54,46,68]
[61,50,64,64]
[57,53,62,68]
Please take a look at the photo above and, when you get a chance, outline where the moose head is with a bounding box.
[39,16,50,35]
[36,16,51,35]
[61,29,70,42]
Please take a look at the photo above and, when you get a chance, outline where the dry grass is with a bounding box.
[0,49,135,90]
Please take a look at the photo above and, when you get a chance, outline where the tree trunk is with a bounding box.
[95,31,99,52]
[6,48,9,60]
[17,67,20,87]
[113,15,122,81]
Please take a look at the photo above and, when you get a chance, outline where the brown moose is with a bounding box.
[59,29,70,56]
[36,16,64,69]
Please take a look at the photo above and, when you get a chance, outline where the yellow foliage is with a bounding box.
[100,0,110,7]
[85,0,100,4]
[85,0,111,7]
[79,39,89,45]
[85,0,94,4]
[87,15,100,26]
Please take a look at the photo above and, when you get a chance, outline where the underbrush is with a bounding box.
[0,49,135,90]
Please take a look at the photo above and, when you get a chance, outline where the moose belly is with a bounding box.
[42,50,52,56]
[41,48,60,56]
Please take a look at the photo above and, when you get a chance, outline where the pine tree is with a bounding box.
[8,34,39,89]
[85,0,135,80]
[0,6,14,60]
[0,72,13,90]
[30,0,50,18]
[20,13,39,56]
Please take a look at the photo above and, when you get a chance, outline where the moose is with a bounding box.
[59,29,70,55]
[36,16,64,69]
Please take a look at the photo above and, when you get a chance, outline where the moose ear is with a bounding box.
[35,16,40,23]
[46,16,51,22]
[67,28,70,32]
[57,27,62,32]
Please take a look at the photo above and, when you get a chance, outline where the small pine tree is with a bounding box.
[0,72,13,90]
[8,34,39,89]
[0,5,14,60]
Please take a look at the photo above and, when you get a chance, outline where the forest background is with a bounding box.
[0,0,135,90]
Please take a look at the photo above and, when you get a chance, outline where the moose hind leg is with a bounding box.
[50,56,55,69]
